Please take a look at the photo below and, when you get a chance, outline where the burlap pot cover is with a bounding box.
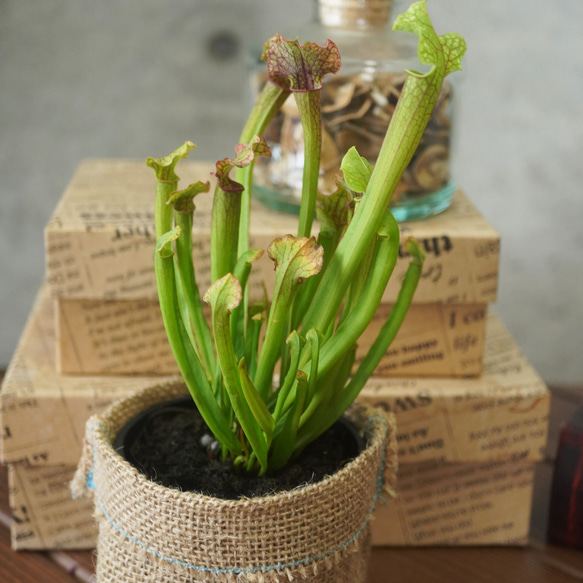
[72,381,397,583]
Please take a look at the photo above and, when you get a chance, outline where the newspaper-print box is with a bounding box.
[56,298,488,378]
[45,160,500,377]
[1,287,548,549]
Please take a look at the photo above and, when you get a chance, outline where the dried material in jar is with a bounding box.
[254,70,454,203]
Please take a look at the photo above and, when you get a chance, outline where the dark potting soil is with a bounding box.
[120,399,362,500]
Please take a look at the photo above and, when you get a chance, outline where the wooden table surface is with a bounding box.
[2,382,583,582]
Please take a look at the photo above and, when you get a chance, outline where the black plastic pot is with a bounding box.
[113,395,364,497]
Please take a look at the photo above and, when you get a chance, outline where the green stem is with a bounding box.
[305,328,321,404]
[154,239,241,458]
[301,60,448,337]
[297,241,424,449]
[340,233,377,325]
[272,331,302,423]
[154,180,175,239]
[291,223,337,331]
[253,236,322,400]
[174,211,215,378]
[236,82,290,256]
[206,275,269,473]
[295,91,321,239]
[210,186,241,283]
[231,249,264,358]
[342,240,424,404]
[235,84,290,348]
[295,212,400,426]
[253,295,290,400]
[147,140,196,240]
[292,345,356,456]
[319,211,399,375]
[245,316,263,381]
[269,372,308,470]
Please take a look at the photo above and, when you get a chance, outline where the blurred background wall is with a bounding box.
[1,0,581,383]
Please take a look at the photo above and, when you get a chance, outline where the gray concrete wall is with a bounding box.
[1,0,581,383]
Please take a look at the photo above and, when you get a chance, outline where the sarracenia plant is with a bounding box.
[148,1,466,475]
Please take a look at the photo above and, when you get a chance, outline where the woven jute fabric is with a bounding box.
[72,381,397,583]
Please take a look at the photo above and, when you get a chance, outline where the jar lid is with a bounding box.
[318,0,393,30]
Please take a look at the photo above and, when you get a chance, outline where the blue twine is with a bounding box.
[84,416,389,576]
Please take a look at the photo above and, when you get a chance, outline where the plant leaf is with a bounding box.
[253,236,323,399]
[338,237,425,417]
[273,330,304,421]
[262,36,336,238]
[168,181,211,214]
[155,226,181,259]
[204,274,268,472]
[301,1,466,340]
[305,328,322,403]
[238,358,275,439]
[300,207,400,431]
[270,371,308,470]
[236,82,291,259]
[233,135,272,166]
[316,181,354,234]
[340,147,374,194]
[394,1,466,78]
[262,35,341,92]
[214,158,245,194]
[203,273,242,314]
[154,236,241,459]
[172,210,216,380]
[294,344,356,454]
[231,248,265,358]
[405,237,426,266]
[267,235,324,284]
[214,136,271,193]
[146,141,196,182]
[244,312,264,381]
[233,248,265,285]
[249,300,268,319]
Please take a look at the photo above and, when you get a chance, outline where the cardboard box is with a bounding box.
[45,160,500,305]
[8,463,96,550]
[370,458,536,545]
[359,317,551,545]
[45,159,499,377]
[56,298,487,377]
[0,288,178,469]
[1,287,548,549]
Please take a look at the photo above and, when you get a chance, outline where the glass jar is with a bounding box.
[249,0,458,221]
